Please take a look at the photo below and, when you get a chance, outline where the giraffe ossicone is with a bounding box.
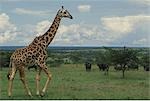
[7,6,73,97]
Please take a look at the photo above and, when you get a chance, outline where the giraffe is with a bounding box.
[7,6,73,97]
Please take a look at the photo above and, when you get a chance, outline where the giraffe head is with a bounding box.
[57,6,73,19]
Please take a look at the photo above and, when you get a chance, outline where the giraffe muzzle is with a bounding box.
[70,15,73,19]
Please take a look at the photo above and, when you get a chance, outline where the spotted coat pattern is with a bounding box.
[7,6,73,97]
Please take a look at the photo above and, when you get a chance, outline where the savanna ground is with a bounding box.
[0,64,149,100]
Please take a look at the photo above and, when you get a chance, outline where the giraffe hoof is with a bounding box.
[36,93,41,97]
[40,92,45,97]
[28,93,33,97]
[29,95,33,98]
[8,95,11,98]
[8,93,12,97]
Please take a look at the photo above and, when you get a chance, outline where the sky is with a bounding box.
[0,0,150,47]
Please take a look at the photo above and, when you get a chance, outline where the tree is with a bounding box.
[0,51,12,70]
[140,51,150,71]
[108,47,139,78]
[95,48,111,65]
[70,52,81,67]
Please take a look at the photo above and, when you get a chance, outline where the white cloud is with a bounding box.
[32,20,102,45]
[13,21,51,45]
[133,38,149,45]
[0,13,18,44]
[100,15,150,47]
[18,14,150,46]
[101,15,150,34]
[14,8,51,16]
[35,20,50,36]
[1,13,149,46]
[55,24,114,46]
[0,13,16,31]
[129,0,150,6]
[33,16,149,46]
[78,5,91,12]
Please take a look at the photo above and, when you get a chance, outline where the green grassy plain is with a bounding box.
[0,64,150,100]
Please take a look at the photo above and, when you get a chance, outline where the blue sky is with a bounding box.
[0,0,149,47]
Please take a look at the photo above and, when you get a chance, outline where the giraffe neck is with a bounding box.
[29,13,62,49]
[43,14,62,47]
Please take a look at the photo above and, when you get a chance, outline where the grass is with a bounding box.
[0,64,150,100]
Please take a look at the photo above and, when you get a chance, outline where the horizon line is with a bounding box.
[0,45,149,48]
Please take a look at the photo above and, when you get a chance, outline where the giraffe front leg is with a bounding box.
[38,63,52,97]
[35,68,42,96]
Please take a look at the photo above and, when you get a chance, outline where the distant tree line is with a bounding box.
[0,51,12,70]
[0,47,149,78]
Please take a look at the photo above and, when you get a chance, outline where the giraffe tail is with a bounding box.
[7,60,12,80]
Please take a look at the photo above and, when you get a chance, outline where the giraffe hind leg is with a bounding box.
[8,66,17,97]
[19,67,32,97]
